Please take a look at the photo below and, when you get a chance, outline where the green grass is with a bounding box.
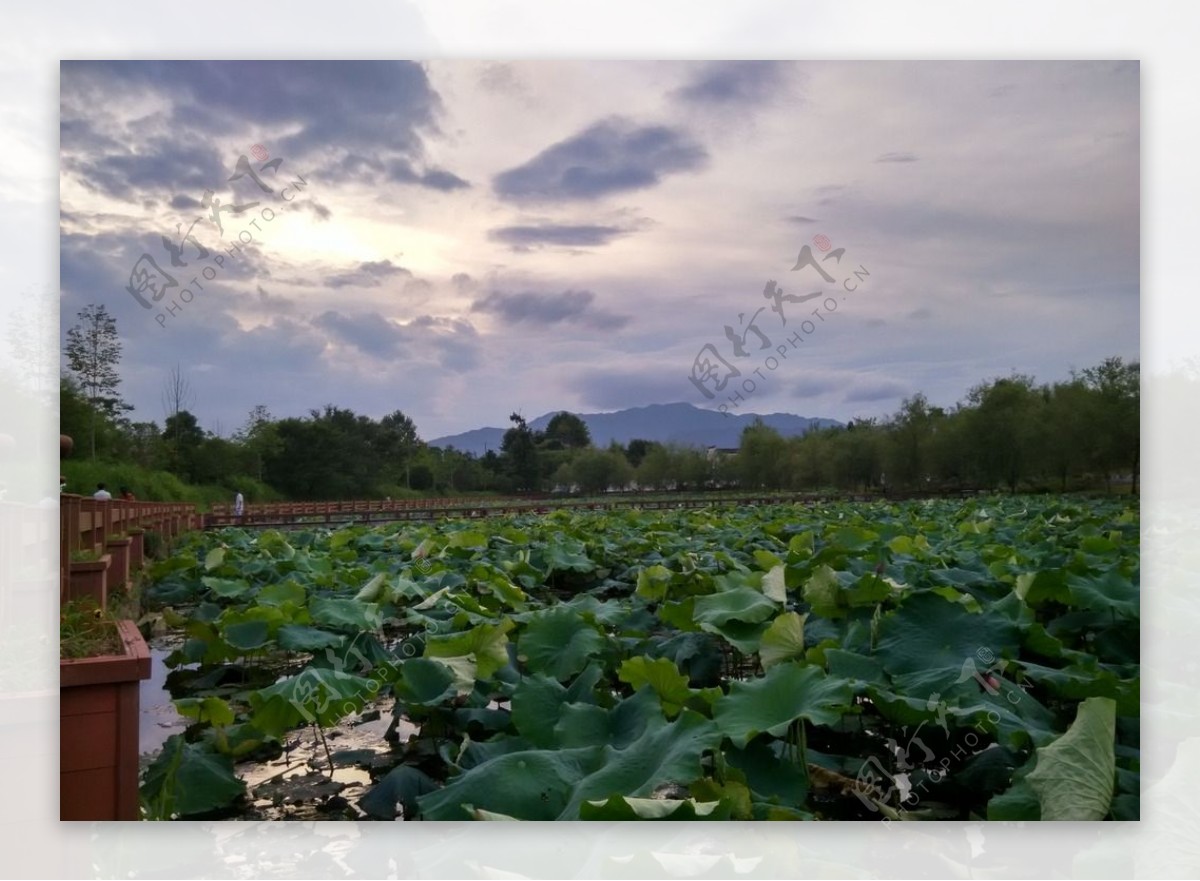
[61,460,280,510]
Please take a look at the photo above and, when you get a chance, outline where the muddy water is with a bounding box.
[138,636,420,819]
[139,645,189,755]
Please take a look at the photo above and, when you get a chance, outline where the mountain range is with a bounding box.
[429,403,841,456]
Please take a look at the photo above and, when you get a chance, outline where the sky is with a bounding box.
[58,60,1139,441]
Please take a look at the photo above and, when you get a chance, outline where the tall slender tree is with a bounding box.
[63,303,129,459]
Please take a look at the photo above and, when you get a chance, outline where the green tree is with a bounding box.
[64,304,130,458]
[963,375,1043,493]
[736,420,788,489]
[501,413,540,491]
[542,412,591,450]
[1077,357,1139,493]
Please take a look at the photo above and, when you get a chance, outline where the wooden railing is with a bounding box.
[59,495,202,604]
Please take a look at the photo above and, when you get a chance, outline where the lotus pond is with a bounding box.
[138,495,1139,821]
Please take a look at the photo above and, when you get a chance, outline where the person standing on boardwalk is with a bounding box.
[93,483,112,500]
[234,490,245,523]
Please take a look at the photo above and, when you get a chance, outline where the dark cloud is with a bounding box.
[388,161,470,191]
[299,199,332,221]
[451,273,476,294]
[170,194,203,211]
[326,259,412,289]
[673,61,789,106]
[314,310,480,369]
[844,378,908,403]
[493,117,707,202]
[478,63,528,98]
[488,224,628,249]
[61,61,465,195]
[471,289,629,330]
[876,152,919,163]
[788,215,819,225]
[574,369,689,410]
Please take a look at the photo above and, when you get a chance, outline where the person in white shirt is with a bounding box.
[234,491,245,521]
[93,483,113,500]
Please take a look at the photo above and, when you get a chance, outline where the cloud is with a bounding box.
[673,61,789,106]
[388,161,470,191]
[488,223,629,249]
[60,61,464,195]
[907,307,933,320]
[326,259,412,289]
[314,310,480,369]
[875,151,919,163]
[788,215,820,225]
[451,273,476,294]
[471,289,630,330]
[791,376,841,398]
[573,368,690,410]
[844,378,908,403]
[492,117,707,202]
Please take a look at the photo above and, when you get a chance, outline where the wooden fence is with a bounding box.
[59,495,202,604]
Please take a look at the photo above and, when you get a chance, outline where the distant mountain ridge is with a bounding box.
[429,402,841,456]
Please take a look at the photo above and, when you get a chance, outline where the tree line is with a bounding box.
[61,303,1138,501]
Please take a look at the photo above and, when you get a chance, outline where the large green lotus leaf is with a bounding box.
[1014,569,1070,606]
[564,708,722,817]
[1026,696,1117,820]
[541,538,596,574]
[173,696,235,727]
[446,530,488,550]
[615,657,718,718]
[713,663,854,748]
[802,564,845,618]
[1065,568,1138,620]
[724,739,809,807]
[518,607,604,681]
[689,776,755,820]
[987,778,1041,820]
[140,735,246,818]
[760,565,787,603]
[249,667,380,736]
[204,547,226,571]
[553,687,660,749]
[309,596,383,632]
[649,632,723,688]
[636,564,674,602]
[828,525,878,551]
[1018,660,1140,716]
[511,675,569,748]
[698,619,769,655]
[393,657,458,706]
[825,648,886,689]
[759,612,806,670]
[222,619,270,651]
[658,598,699,632]
[353,572,388,602]
[469,564,527,609]
[579,794,730,820]
[425,618,514,682]
[419,708,720,819]
[257,581,307,607]
[256,530,296,560]
[276,624,344,653]
[418,747,601,820]
[359,765,440,820]
[874,593,1021,695]
[692,587,778,628]
[201,576,253,599]
[617,657,691,716]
